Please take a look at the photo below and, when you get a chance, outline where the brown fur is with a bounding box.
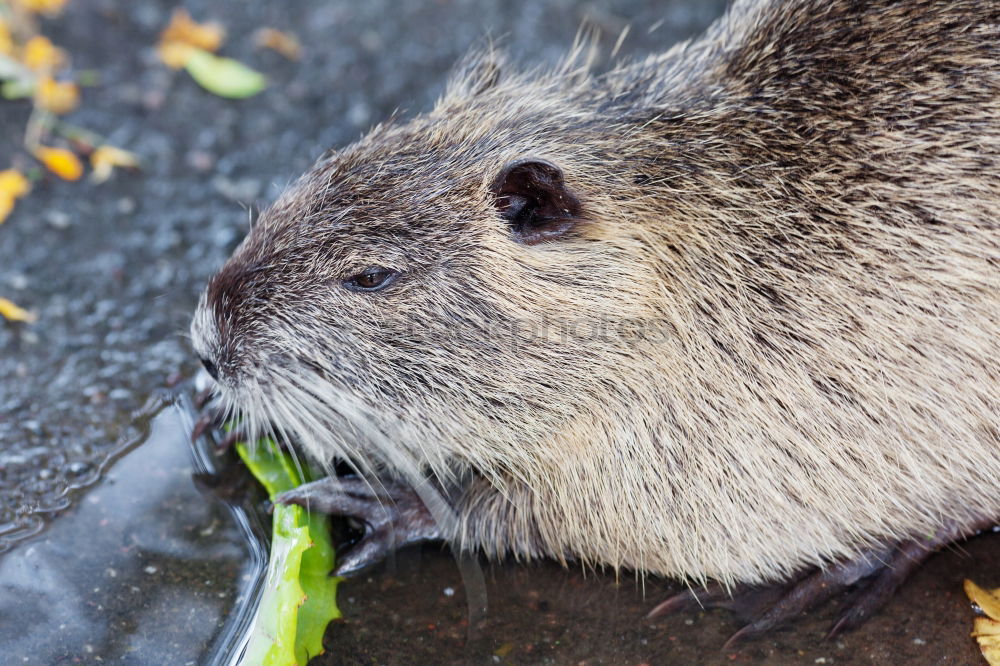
[192,0,1000,586]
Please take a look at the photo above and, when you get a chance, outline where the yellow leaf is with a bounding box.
[966,580,1000,620]
[22,35,67,73]
[0,20,14,57]
[254,28,301,61]
[90,145,140,183]
[0,195,15,224]
[974,617,1000,638]
[0,297,37,323]
[159,8,224,59]
[34,76,80,114]
[14,0,68,16]
[0,169,31,199]
[157,41,196,70]
[34,146,83,181]
[0,169,30,224]
[967,580,1000,666]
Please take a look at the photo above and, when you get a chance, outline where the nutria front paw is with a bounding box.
[277,476,441,576]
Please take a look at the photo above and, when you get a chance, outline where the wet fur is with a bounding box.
[192,0,1000,587]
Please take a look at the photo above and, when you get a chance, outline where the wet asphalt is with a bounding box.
[0,1,996,664]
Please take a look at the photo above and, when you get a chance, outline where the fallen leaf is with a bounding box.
[0,297,37,323]
[973,617,1000,639]
[14,0,68,16]
[0,169,30,224]
[973,618,1000,666]
[157,41,196,69]
[21,35,67,73]
[254,28,301,61]
[967,580,1000,620]
[0,196,14,224]
[2,78,35,100]
[966,580,1000,665]
[90,145,140,183]
[183,48,266,99]
[0,169,31,199]
[34,75,79,114]
[158,8,224,69]
[34,145,83,181]
[0,20,13,56]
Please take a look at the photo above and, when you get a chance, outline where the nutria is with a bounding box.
[190,0,1000,640]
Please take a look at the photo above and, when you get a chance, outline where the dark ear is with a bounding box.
[490,159,582,245]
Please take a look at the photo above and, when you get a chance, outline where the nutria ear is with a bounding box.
[490,159,582,245]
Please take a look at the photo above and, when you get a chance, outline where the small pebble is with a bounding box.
[186,150,215,172]
[108,388,131,401]
[443,587,455,597]
[117,197,137,215]
[43,210,71,229]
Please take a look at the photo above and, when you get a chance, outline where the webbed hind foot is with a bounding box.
[648,521,993,647]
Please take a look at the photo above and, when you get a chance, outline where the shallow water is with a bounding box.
[0,402,262,664]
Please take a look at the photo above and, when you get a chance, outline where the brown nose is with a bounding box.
[200,357,220,381]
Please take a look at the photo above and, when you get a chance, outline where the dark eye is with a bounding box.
[343,267,399,292]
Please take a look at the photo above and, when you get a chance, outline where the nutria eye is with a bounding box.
[343,267,399,292]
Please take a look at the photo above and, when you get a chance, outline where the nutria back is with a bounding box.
[192,0,1000,585]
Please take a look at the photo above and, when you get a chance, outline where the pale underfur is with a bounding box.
[192,0,1000,587]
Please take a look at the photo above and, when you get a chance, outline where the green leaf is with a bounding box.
[237,439,341,665]
[1,78,34,100]
[184,48,266,99]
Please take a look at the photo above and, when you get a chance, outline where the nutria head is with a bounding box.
[190,51,657,481]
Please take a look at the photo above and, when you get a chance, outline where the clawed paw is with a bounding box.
[648,532,970,647]
[277,476,442,576]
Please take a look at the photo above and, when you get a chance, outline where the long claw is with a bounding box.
[276,475,442,575]
[190,413,213,442]
[646,582,731,619]
[826,540,928,638]
[334,527,392,577]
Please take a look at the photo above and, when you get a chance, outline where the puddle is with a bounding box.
[0,400,264,665]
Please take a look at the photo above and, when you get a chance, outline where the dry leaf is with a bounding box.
[965,580,1000,665]
[0,20,14,56]
[0,169,31,199]
[966,580,1000,620]
[0,169,30,224]
[158,8,224,69]
[90,145,140,183]
[157,41,196,69]
[254,28,301,60]
[0,196,14,225]
[14,0,68,16]
[34,75,79,114]
[0,297,37,323]
[22,35,67,73]
[34,145,83,181]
